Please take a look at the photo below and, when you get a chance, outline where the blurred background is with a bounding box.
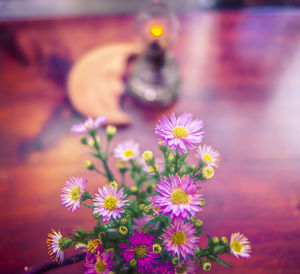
[1,0,300,274]
[0,0,300,19]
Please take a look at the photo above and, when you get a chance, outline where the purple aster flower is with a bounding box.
[195,144,220,167]
[230,232,251,258]
[46,229,64,264]
[61,177,87,212]
[84,251,114,274]
[93,185,129,222]
[71,116,106,136]
[152,174,202,221]
[114,140,140,161]
[119,231,160,273]
[155,112,204,155]
[162,218,198,260]
[154,261,175,274]
[175,258,197,274]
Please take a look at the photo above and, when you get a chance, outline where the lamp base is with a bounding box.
[127,54,180,107]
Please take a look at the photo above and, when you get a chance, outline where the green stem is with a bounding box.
[82,202,95,209]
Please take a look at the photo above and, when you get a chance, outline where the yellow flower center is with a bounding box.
[104,195,118,210]
[171,231,186,246]
[85,120,93,128]
[172,126,189,139]
[231,240,242,253]
[134,244,149,259]
[203,153,213,163]
[95,260,107,273]
[70,187,81,201]
[171,189,189,205]
[176,264,187,273]
[124,149,135,158]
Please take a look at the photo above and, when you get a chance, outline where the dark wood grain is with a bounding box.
[0,9,300,274]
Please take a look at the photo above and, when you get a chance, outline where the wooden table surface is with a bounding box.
[1,9,300,274]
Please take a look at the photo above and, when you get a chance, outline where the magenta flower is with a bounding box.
[84,251,114,274]
[61,177,87,212]
[175,258,197,274]
[93,185,129,222]
[152,174,202,221]
[155,112,204,155]
[162,218,198,259]
[154,261,175,274]
[119,231,160,273]
[71,116,106,136]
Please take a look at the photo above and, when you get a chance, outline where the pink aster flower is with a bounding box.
[162,218,198,260]
[152,174,202,221]
[230,232,251,258]
[114,140,140,161]
[195,144,220,167]
[175,258,197,274]
[46,229,64,264]
[61,177,87,212]
[93,185,129,222]
[154,261,175,274]
[71,116,106,136]
[84,251,114,274]
[119,231,160,273]
[155,112,204,155]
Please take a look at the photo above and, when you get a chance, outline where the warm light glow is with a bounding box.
[150,25,164,38]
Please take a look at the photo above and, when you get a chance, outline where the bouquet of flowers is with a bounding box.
[45,112,251,274]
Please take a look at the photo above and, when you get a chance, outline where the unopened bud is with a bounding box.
[152,243,162,254]
[84,160,95,170]
[130,186,138,193]
[143,205,150,214]
[212,237,220,245]
[195,219,203,227]
[119,226,128,235]
[202,166,214,179]
[199,198,206,207]
[172,257,179,265]
[221,236,228,244]
[79,136,88,145]
[202,262,211,271]
[106,125,117,140]
[142,151,154,163]
[129,259,137,267]
[108,181,118,188]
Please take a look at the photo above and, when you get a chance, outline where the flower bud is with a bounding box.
[79,136,88,145]
[117,160,128,172]
[143,205,150,214]
[139,204,145,211]
[168,154,174,161]
[142,151,154,164]
[93,213,100,219]
[129,259,137,267]
[88,136,100,149]
[221,236,228,244]
[202,262,211,271]
[152,243,162,254]
[119,226,128,235]
[108,181,118,188]
[129,186,137,193]
[199,198,206,207]
[106,125,117,140]
[84,160,95,170]
[158,141,167,152]
[212,237,220,245]
[202,166,214,179]
[172,257,179,265]
[195,219,203,227]
[120,217,128,225]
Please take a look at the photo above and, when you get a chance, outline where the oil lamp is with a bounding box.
[127,0,179,106]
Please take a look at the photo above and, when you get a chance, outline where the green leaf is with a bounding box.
[212,256,232,268]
